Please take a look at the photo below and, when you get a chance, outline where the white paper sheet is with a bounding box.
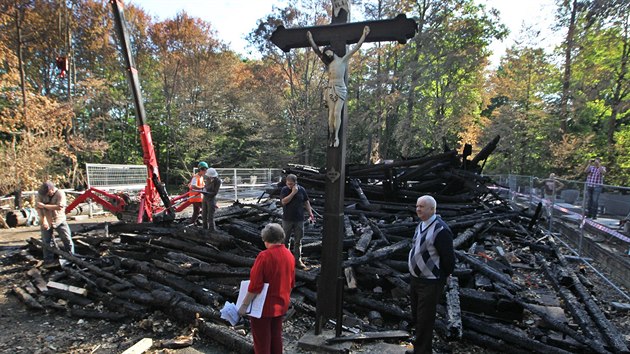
[236,280,269,319]
[219,301,240,326]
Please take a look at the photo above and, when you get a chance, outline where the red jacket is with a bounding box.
[248,244,295,317]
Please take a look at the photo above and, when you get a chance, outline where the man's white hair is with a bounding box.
[418,195,437,210]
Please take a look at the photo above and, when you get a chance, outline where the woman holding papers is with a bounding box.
[238,223,295,354]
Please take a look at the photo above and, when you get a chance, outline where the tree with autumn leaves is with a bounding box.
[0,0,628,196]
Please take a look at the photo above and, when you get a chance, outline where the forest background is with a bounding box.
[0,0,628,195]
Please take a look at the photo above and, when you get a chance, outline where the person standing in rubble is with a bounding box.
[407,195,455,354]
[280,174,314,269]
[202,167,221,231]
[188,162,207,225]
[36,181,75,267]
[238,223,295,354]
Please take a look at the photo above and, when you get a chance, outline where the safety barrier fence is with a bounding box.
[86,163,146,190]
[485,174,630,244]
[213,168,283,202]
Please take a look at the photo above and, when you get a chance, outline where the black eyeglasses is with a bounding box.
[200,167,208,170]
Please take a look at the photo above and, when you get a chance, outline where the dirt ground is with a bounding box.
[1,215,629,354]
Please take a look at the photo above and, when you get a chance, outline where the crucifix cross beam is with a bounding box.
[271,14,417,55]
[269,4,417,336]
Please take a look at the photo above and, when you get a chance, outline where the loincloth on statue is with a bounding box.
[325,82,347,103]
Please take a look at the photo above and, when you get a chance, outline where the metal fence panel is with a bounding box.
[214,168,283,202]
[86,163,146,190]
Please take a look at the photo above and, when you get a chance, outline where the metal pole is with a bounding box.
[549,180,556,234]
[529,176,534,207]
[233,169,238,201]
[335,276,344,337]
[579,183,587,256]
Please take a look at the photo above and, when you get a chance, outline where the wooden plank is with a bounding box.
[343,267,357,289]
[325,330,409,344]
[121,337,153,354]
[46,281,88,296]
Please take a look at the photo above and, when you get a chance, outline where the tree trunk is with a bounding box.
[559,0,578,133]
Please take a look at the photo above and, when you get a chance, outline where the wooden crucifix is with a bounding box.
[271,1,417,336]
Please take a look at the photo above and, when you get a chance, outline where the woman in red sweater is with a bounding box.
[238,223,295,354]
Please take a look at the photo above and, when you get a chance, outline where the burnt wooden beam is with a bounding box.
[550,240,629,353]
[69,308,127,321]
[348,151,455,176]
[27,267,48,292]
[543,252,628,353]
[462,313,573,354]
[342,239,411,268]
[455,250,521,293]
[470,135,500,167]
[541,260,608,350]
[354,226,373,254]
[12,285,44,310]
[445,276,462,340]
[325,330,409,344]
[198,319,254,354]
[119,258,223,307]
[493,283,607,354]
[46,287,93,306]
[447,212,519,230]
[151,236,254,267]
[345,293,411,321]
[452,222,487,249]
[30,237,134,288]
[164,252,251,278]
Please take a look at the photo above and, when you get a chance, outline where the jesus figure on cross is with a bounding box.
[307,26,370,148]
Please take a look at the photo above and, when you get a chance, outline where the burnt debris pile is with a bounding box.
[5,136,629,353]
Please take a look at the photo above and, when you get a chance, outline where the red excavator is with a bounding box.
[66,0,193,223]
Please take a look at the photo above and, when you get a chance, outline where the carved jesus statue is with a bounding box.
[307,25,370,148]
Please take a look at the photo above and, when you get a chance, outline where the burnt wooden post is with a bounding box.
[271,1,416,335]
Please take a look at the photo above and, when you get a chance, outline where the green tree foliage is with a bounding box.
[482,44,560,175]
[349,0,507,162]
[246,0,331,167]
[552,0,630,183]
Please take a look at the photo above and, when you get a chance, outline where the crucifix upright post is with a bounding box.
[271,1,417,335]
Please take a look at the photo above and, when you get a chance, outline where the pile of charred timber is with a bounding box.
[5,140,630,353]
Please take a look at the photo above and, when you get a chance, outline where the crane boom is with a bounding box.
[109,0,173,222]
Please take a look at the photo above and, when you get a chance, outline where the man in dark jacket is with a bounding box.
[280,174,313,269]
[407,195,455,354]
